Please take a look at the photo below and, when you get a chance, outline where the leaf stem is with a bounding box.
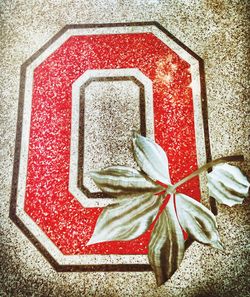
[172,155,244,190]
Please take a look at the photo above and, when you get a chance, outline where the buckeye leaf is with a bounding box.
[132,133,171,186]
[207,163,250,207]
[89,166,163,198]
[87,193,161,245]
[148,195,184,286]
[175,193,223,250]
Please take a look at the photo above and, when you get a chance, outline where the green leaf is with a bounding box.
[148,195,184,286]
[132,133,171,186]
[89,166,163,198]
[87,194,162,245]
[175,193,223,250]
[207,163,250,206]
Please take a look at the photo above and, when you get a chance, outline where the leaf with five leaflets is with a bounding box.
[148,195,185,286]
[88,133,247,286]
[207,163,249,207]
[87,193,162,245]
[175,193,223,250]
[132,133,171,186]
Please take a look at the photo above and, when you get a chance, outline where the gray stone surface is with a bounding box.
[0,0,249,296]
[83,80,141,192]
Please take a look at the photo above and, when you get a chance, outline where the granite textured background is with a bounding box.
[0,0,249,296]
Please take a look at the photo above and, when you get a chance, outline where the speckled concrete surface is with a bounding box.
[0,0,249,296]
[83,79,141,192]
